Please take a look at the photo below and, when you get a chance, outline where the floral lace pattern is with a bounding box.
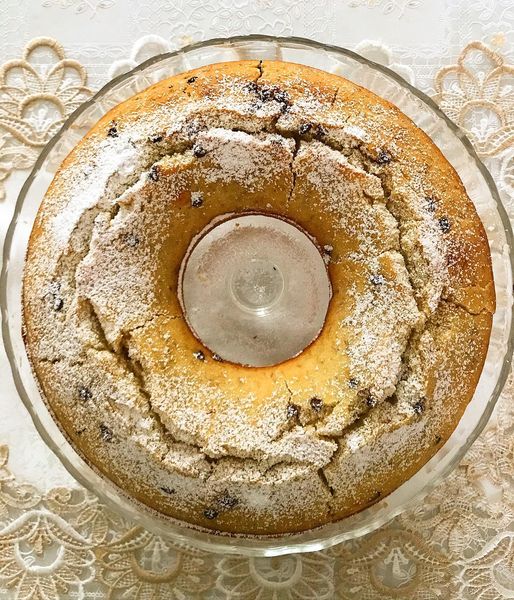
[97,530,215,599]
[434,41,514,157]
[216,553,335,599]
[354,40,416,84]
[333,530,457,599]
[0,38,92,201]
[108,35,175,80]
[346,0,421,19]
[0,23,514,600]
[41,0,115,17]
[125,0,335,53]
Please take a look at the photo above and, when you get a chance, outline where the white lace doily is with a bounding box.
[0,1,513,598]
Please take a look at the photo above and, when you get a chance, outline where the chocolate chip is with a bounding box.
[256,85,290,110]
[425,196,437,212]
[187,76,198,84]
[371,490,382,501]
[100,424,113,442]
[185,122,201,138]
[244,81,259,94]
[435,435,442,445]
[218,491,238,510]
[412,399,425,415]
[125,233,140,247]
[370,274,385,286]
[273,90,290,110]
[52,296,64,311]
[438,217,451,233]
[78,386,92,402]
[315,124,327,138]
[273,90,288,102]
[149,134,163,143]
[148,166,159,182]
[212,353,223,362]
[193,144,207,157]
[299,123,312,135]
[203,507,218,520]
[191,192,204,208]
[160,486,175,495]
[107,124,118,138]
[377,150,391,164]
[244,82,291,111]
[258,86,274,102]
[193,350,205,361]
[286,403,300,418]
[348,378,358,389]
[76,427,86,436]
[310,397,323,412]
[366,395,377,408]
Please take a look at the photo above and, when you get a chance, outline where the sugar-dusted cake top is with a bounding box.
[23,60,494,535]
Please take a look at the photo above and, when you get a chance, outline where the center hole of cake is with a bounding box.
[230,258,284,314]
[179,213,332,367]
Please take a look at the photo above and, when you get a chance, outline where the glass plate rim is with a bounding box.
[1,34,513,556]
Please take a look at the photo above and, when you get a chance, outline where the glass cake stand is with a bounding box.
[2,35,513,557]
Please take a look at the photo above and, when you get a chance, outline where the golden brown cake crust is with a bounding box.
[23,60,494,535]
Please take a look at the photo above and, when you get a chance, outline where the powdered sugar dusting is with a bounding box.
[22,60,493,536]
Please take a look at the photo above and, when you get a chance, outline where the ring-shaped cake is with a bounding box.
[22,61,494,535]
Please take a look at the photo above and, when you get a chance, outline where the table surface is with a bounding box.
[0,1,513,598]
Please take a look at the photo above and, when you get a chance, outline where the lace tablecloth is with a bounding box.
[1,1,513,598]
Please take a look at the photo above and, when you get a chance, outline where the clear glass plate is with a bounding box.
[2,35,513,557]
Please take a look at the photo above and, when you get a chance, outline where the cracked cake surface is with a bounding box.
[22,60,495,535]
